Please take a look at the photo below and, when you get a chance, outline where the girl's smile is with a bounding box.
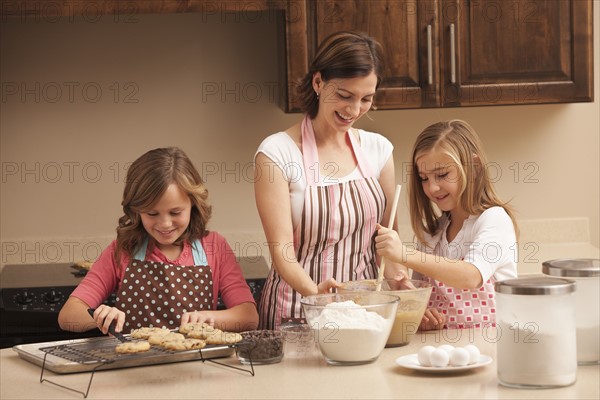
[140,183,192,257]
[434,193,450,202]
[416,149,462,215]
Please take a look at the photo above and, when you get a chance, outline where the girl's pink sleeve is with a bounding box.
[70,241,123,308]
[209,233,256,309]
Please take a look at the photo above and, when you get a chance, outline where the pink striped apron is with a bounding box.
[259,116,386,329]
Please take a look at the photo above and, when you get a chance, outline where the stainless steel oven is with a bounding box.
[0,257,269,348]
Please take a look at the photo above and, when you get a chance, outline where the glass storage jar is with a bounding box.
[542,258,599,364]
[495,277,577,388]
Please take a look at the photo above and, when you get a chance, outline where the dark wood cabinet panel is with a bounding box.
[282,0,593,111]
[311,0,439,110]
[441,0,593,106]
[2,0,592,111]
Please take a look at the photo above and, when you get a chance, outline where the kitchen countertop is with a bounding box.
[1,329,598,399]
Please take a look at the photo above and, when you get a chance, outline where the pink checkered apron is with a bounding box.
[422,275,496,328]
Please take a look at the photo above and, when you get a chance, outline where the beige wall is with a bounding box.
[1,8,598,266]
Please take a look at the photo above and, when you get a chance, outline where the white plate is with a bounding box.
[395,354,493,373]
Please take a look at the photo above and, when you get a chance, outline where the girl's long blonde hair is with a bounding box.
[114,147,212,263]
[409,120,518,245]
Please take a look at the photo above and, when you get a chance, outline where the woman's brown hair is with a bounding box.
[296,31,385,118]
[115,147,212,262]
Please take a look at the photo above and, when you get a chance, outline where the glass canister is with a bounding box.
[495,277,577,388]
[542,258,600,364]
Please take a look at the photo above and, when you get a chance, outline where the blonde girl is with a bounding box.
[376,120,518,330]
[59,147,258,334]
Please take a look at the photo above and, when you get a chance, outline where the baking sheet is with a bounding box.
[13,336,235,374]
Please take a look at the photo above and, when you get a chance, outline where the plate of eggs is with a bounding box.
[395,344,492,373]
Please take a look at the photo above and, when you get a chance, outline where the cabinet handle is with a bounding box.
[450,23,456,84]
[427,24,433,85]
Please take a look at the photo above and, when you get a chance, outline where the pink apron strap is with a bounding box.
[300,115,320,186]
[347,127,376,178]
[301,115,376,186]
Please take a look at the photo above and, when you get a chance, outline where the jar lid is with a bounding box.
[542,258,599,277]
[495,277,576,295]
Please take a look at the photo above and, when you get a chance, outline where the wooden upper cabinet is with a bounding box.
[281,0,593,111]
[442,0,594,106]
[2,0,592,110]
[313,0,440,109]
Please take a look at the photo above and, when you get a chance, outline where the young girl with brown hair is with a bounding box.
[59,147,258,334]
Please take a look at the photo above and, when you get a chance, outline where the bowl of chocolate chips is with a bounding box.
[236,330,285,365]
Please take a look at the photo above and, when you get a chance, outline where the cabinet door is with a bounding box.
[309,0,439,109]
[441,0,593,106]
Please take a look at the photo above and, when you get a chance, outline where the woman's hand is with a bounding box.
[419,308,446,331]
[90,305,126,335]
[375,224,404,264]
[316,278,340,294]
[180,310,215,327]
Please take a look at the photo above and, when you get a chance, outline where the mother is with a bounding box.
[254,31,407,329]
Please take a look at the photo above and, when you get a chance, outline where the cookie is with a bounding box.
[162,338,207,351]
[205,331,243,345]
[186,328,222,340]
[130,327,171,339]
[115,340,151,354]
[179,322,217,336]
[148,332,185,345]
[71,260,93,270]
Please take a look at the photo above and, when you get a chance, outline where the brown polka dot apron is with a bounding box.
[259,116,386,329]
[116,238,213,331]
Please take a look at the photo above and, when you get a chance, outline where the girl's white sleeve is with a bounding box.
[464,207,518,282]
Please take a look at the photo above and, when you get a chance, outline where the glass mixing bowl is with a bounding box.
[300,292,399,365]
[338,279,432,347]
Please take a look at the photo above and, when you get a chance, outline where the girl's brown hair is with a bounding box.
[408,120,518,245]
[296,31,385,118]
[115,147,212,262]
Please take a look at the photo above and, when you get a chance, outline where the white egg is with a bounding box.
[438,344,455,355]
[429,348,450,367]
[417,345,436,367]
[449,347,470,367]
[463,344,481,365]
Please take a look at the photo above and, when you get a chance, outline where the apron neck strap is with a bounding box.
[191,238,208,265]
[132,237,208,265]
[133,238,148,261]
[346,127,375,178]
[301,114,375,186]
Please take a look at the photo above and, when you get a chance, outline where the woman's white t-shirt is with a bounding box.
[255,130,393,228]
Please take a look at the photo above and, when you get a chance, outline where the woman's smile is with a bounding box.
[335,110,354,123]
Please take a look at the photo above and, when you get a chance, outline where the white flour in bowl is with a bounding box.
[310,301,391,363]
